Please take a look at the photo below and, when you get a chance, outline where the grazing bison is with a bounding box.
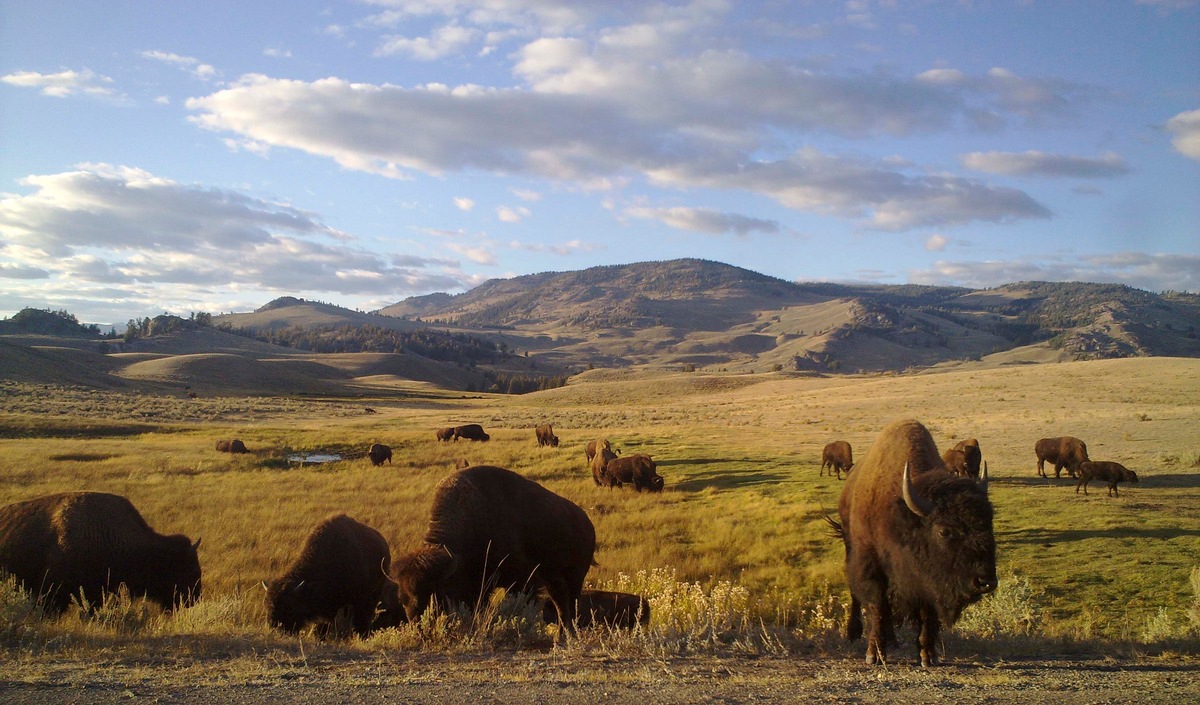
[942,439,984,479]
[435,427,455,442]
[391,465,595,633]
[604,454,665,492]
[0,492,202,614]
[368,443,392,467]
[453,424,490,442]
[834,419,996,666]
[1035,436,1089,478]
[542,589,650,629]
[1076,461,1139,497]
[216,439,248,454]
[589,441,618,487]
[821,441,854,480]
[535,423,560,447]
[266,514,399,638]
[585,438,612,464]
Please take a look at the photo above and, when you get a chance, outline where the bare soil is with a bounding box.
[2,652,1198,704]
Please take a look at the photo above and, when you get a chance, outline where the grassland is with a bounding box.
[1,357,1199,684]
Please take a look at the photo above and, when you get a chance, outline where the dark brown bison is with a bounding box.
[585,438,612,464]
[391,465,595,633]
[364,407,377,414]
[542,589,650,629]
[535,423,560,447]
[942,439,984,479]
[1076,461,1139,497]
[435,427,455,442]
[821,441,854,480]
[216,439,248,454]
[453,424,490,442]
[1035,436,1089,478]
[0,492,202,614]
[368,443,392,467]
[589,440,618,486]
[834,419,996,666]
[265,514,399,638]
[604,454,664,492]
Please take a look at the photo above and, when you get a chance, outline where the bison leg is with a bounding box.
[1054,462,1064,478]
[846,595,863,641]
[542,578,580,638]
[918,609,940,667]
[863,601,891,665]
[1036,458,1046,478]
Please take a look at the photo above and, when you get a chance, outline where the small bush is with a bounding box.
[955,573,1042,638]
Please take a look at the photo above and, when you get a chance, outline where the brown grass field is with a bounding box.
[1,356,1199,700]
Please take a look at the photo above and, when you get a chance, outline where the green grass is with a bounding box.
[1,356,1199,662]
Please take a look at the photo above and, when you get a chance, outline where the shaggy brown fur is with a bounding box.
[1034,436,1089,478]
[1076,460,1139,497]
[368,443,392,467]
[542,589,650,629]
[821,441,854,479]
[535,423,559,447]
[604,454,664,492]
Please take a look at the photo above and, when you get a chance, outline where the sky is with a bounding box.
[2,1,1198,327]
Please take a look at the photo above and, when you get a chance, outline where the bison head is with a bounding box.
[1123,468,1140,484]
[900,463,997,624]
[145,535,202,611]
[265,577,322,633]
[392,545,458,621]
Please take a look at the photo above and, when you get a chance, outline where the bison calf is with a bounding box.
[266,514,399,638]
[368,443,392,467]
[821,441,853,480]
[216,439,248,454]
[0,492,202,614]
[542,590,650,629]
[435,427,455,442]
[1076,461,1139,497]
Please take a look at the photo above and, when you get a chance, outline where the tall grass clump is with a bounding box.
[954,573,1042,638]
[0,575,45,644]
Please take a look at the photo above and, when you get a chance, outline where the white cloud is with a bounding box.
[0,165,469,298]
[925,234,948,252]
[375,23,480,59]
[497,205,531,223]
[263,47,293,58]
[1,69,115,98]
[453,196,475,211]
[625,206,780,236]
[510,188,541,201]
[911,252,1200,292]
[510,239,599,256]
[1165,108,1200,161]
[961,150,1130,178]
[446,242,498,265]
[141,50,217,80]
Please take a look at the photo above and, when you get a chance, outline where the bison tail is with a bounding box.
[824,514,845,540]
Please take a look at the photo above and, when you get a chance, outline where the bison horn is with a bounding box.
[980,461,989,495]
[192,537,202,551]
[902,462,933,518]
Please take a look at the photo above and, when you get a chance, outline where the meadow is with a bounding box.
[1,356,1199,675]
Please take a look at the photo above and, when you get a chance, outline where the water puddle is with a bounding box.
[286,453,343,465]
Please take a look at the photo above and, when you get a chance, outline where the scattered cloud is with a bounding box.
[453,196,475,211]
[0,165,470,298]
[961,150,1130,178]
[911,252,1200,292]
[1,68,115,98]
[375,24,480,60]
[497,205,531,223]
[263,47,293,58]
[625,206,780,236]
[510,239,600,256]
[925,234,948,252]
[446,242,498,265]
[510,188,541,202]
[141,50,217,80]
[1165,108,1200,161]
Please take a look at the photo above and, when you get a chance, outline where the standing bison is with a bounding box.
[368,443,392,467]
[821,441,854,479]
[1076,461,1139,497]
[585,438,612,464]
[435,427,455,442]
[0,492,202,614]
[216,439,248,454]
[589,441,618,486]
[604,454,664,492]
[834,419,996,666]
[266,514,399,638]
[453,424,490,442]
[942,438,984,479]
[535,423,560,447]
[391,465,595,633]
[1035,436,1089,478]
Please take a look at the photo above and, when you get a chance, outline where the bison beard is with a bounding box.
[0,492,202,614]
[836,419,996,667]
[391,465,595,635]
[266,514,399,638]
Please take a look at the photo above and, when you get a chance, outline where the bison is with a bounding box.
[265,514,399,638]
[216,439,248,454]
[542,589,650,630]
[368,443,392,467]
[455,458,471,470]
[821,441,854,480]
[1076,461,1139,497]
[1035,436,1089,478]
[585,438,612,464]
[834,419,996,667]
[942,439,984,479]
[604,454,664,492]
[391,465,595,634]
[453,424,490,442]
[435,427,455,442]
[589,440,618,487]
[0,492,202,614]
[535,423,560,447]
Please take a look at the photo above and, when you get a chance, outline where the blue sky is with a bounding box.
[2,1,1198,326]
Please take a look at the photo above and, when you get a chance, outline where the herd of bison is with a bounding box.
[0,418,1142,666]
